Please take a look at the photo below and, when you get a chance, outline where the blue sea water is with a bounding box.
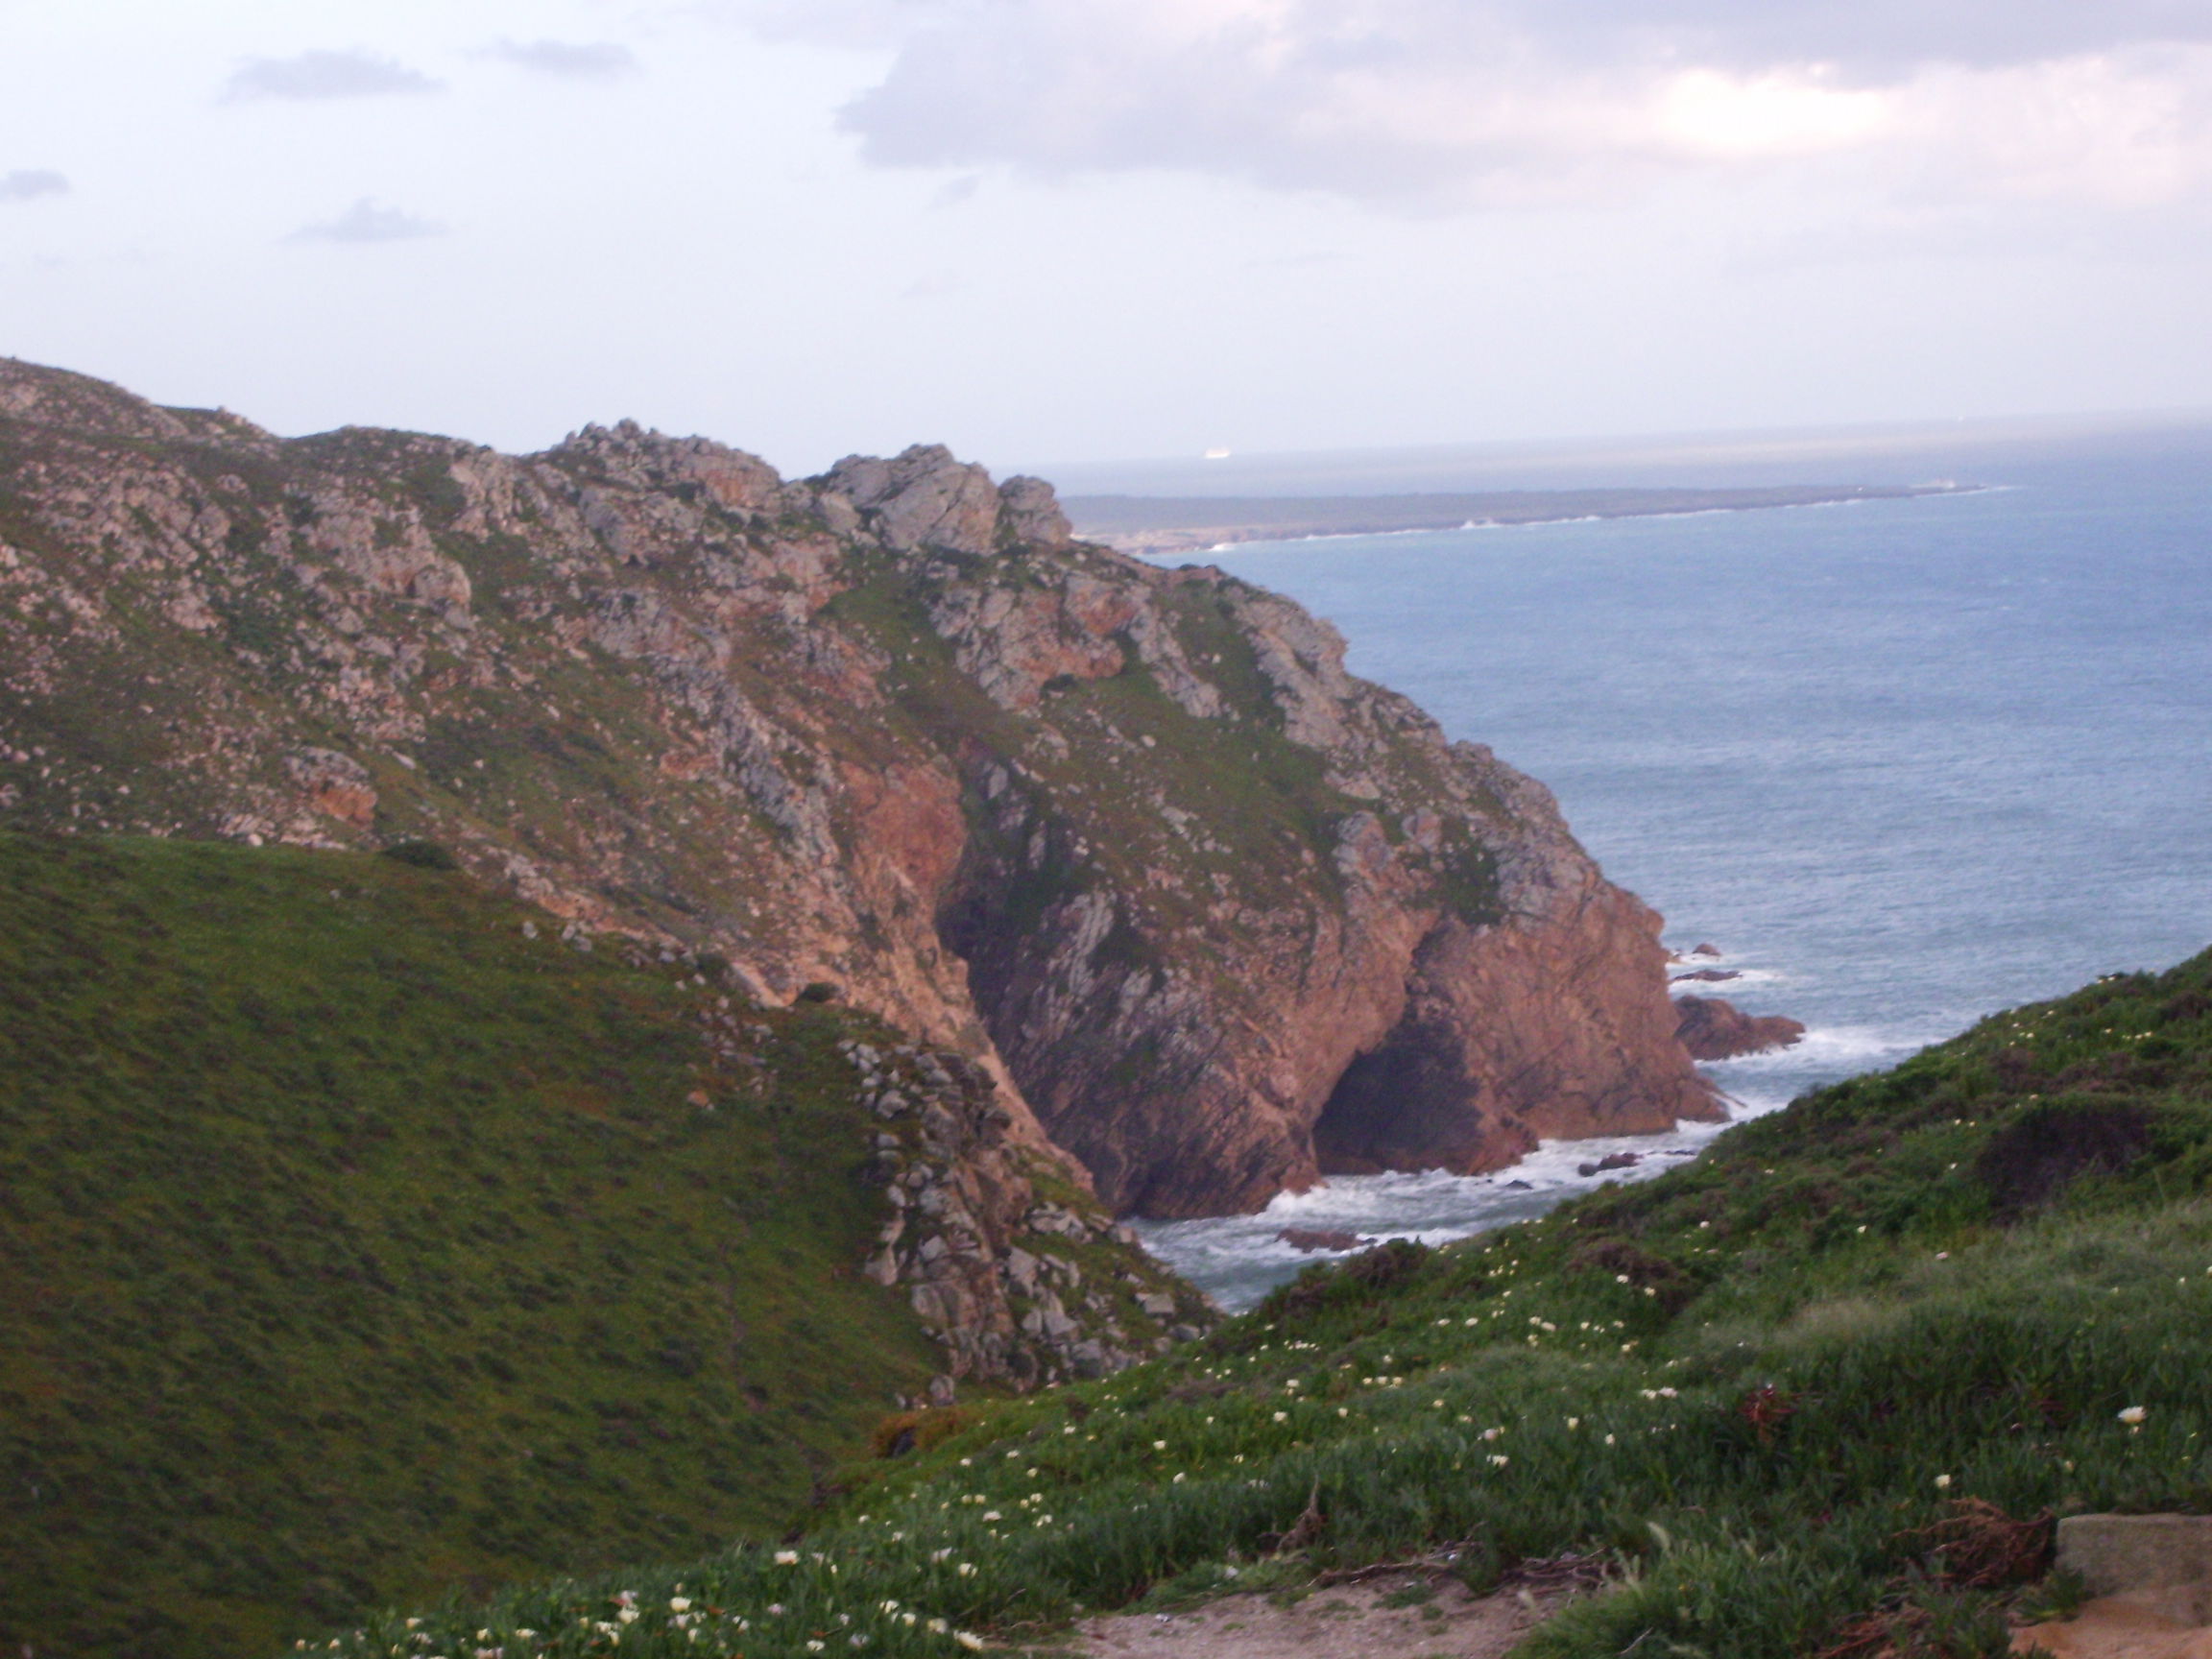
[1113,418,2212,1309]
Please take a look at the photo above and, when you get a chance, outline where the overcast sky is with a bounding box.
[4,0,2211,476]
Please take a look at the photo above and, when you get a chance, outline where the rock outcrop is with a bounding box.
[841,1035,1210,1390]
[0,357,1722,1219]
[1674,995,1808,1060]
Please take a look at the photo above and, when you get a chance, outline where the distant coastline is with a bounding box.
[1065,481,1980,558]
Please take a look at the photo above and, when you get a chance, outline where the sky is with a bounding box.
[3,0,2211,478]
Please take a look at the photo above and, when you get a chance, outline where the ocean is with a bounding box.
[1079,415,2212,1310]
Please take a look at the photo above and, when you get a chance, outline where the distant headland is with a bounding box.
[1065,481,1980,558]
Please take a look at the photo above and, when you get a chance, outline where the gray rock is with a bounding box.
[999,476,1072,550]
[822,445,1002,557]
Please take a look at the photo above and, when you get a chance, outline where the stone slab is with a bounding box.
[2058,1517,2212,1624]
[2012,1598,2212,1658]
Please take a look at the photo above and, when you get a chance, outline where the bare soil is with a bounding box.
[1055,1573,1569,1659]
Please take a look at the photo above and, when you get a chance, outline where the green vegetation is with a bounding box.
[0,833,942,1659]
[325,947,2212,1659]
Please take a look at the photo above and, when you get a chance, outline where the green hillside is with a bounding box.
[334,945,2212,1659]
[0,832,946,1659]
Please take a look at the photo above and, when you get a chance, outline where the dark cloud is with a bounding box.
[1522,0,2212,76]
[0,169,69,203]
[485,38,640,79]
[224,49,443,102]
[287,199,446,244]
[806,0,2212,207]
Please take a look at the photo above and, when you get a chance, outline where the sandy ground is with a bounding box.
[1056,1572,1569,1659]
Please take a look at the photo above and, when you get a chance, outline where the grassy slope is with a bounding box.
[0,833,943,1659]
[337,945,2212,1659]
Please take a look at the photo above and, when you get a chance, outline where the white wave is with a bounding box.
[1130,1012,1955,1311]
[1670,966,1790,989]
[1132,1109,1773,1312]
[1707,1022,1931,1070]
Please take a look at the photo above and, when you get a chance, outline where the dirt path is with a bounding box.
[1059,1572,1569,1659]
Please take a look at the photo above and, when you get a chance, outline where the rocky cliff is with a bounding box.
[0,358,1720,1218]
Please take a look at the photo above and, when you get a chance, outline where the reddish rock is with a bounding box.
[1675,995,1807,1060]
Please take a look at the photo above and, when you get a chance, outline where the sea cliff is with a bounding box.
[0,358,1719,1218]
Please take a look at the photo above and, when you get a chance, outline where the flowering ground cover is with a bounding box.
[322,946,2212,1659]
[0,832,944,1659]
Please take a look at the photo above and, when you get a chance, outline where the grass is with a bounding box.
[0,832,946,1659]
[318,945,2212,1659]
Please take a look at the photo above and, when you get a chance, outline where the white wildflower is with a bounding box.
[2120,1406,2149,1426]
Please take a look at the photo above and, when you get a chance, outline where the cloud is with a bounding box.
[0,169,68,203]
[224,48,443,102]
[723,0,2212,211]
[287,199,446,244]
[485,38,640,79]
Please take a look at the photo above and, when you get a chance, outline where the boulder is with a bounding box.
[1675,995,1806,1060]
[1577,1151,1643,1178]
[1277,1227,1375,1253]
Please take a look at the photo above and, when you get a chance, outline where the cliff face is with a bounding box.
[0,359,1719,1218]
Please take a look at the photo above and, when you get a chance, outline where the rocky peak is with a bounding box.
[544,421,788,517]
[998,474,1073,550]
[816,445,1076,558]
[0,357,272,448]
[821,443,1005,556]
